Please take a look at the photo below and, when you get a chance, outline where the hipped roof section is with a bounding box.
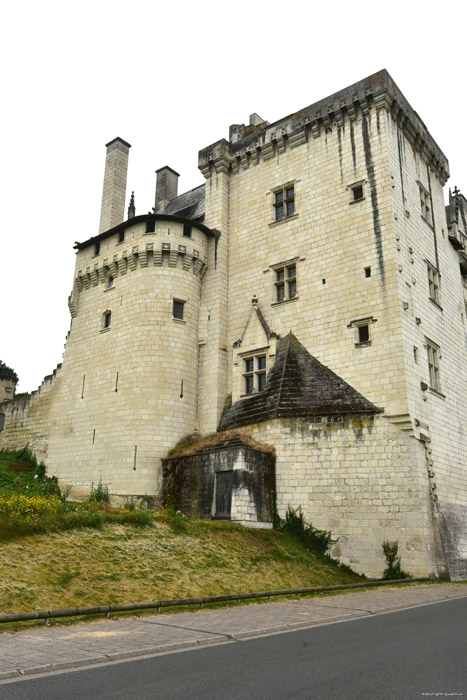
[218,333,381,431]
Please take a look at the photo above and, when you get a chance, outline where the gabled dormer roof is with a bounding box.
[219,332,381,431]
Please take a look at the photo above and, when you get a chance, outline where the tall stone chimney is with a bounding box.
[99,137,131,233]
[155,166,179,212]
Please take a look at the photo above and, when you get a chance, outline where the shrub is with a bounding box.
[89,479,110,504]
[381,540,411,580]
[277,506,336,555]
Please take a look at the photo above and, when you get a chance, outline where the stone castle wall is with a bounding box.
[241,415,441,579]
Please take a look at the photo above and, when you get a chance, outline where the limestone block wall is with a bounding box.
[0,365,62,463]
[386,116,467,579]
[202,101,407,427]
[239,416,440,579]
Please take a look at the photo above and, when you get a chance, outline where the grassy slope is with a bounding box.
[0,519,361,615]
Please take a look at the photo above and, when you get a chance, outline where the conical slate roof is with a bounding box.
[218,333,381,431]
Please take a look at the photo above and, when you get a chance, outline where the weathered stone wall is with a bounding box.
[0,366,62,463]
[163,445,275,524]
[238,415,441,579]
[386,114,467,580]
[201,99,406,426]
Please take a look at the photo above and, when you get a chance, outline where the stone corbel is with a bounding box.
[193,259,204,276]
[183,253,193,271]
[288,126,307,149]
[139,250,148,267]
[117,258,127,275]
[261,142,275,161]
[310,121,320,138]
[168,251,178,267]
[153,250,162,266]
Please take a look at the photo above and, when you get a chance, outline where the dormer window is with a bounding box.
[244,354,267,394]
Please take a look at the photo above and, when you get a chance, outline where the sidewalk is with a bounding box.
[0,583,465,681]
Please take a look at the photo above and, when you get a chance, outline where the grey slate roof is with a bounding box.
[162,184,205,220]
[218,333,381,431]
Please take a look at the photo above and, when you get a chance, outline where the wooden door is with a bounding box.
[215,471,233,519]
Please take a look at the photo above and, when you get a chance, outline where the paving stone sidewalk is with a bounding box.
[0,583,465,681]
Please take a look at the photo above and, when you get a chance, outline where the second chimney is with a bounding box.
[99,137,131,233]
[155,166,179,212]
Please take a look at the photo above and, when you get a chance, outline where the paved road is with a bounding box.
[1,596,466,700]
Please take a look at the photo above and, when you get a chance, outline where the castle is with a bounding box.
[1,70,466,580]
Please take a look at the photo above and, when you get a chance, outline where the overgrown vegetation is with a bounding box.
[0,517,364,620]
[276,506,337,555]
[0,447,152,542]
[0,447,60,497]
[382,540,411,580]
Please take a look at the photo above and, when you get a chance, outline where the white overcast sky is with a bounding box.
[1,0,466,392]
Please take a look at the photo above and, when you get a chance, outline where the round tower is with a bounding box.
[45,214,214,497]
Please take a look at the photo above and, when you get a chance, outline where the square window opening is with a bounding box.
[364,266,371,278]
[146,220,156,234]
[118,231,125,243]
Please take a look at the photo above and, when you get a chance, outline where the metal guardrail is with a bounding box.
[0,577,431,625]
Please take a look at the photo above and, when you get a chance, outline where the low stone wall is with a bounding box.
[163,442,275,524]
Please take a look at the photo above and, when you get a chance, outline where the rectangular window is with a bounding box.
[426,340,441,392]
[274,185,295,221]
[420,185,432,224]
[244,354,267,394]
[183,223,192,238]
[274,263,297,302]
[349,182,364,202]
[94,242,100,256]
[173,300,185,320]
[118,231,125,243]
[427,263,441,305]
[146,220,156,233]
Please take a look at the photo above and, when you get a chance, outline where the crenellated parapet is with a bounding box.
[198,69,449,185]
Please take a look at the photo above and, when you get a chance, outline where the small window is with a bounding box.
[0,414,5,432]
[349,317,374,346]
[350,183,364,202]
[243,354,267,394]
[364,267,371,278]
[274,263,297,302]
[107,276,114,289]
[146,220,156,233]
[94,242,100,256]
[420,185,432,225]
[118,231,125,243]
[103,311,111,329]
[413,346,419,363]
[358,324,369,343]
[273,185,295,221]
[426,339,441,392]
[427,263,440,305]
[173,300,185,320]
[183,223,192,238]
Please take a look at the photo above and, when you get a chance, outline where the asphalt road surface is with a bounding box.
[2,598,466,700]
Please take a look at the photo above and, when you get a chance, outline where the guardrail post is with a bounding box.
[45,614,50,626]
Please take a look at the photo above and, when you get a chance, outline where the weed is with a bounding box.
[381,540,411,580]
[89,479,110,504]
[162,506,188,533]
[277,506,337,555]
